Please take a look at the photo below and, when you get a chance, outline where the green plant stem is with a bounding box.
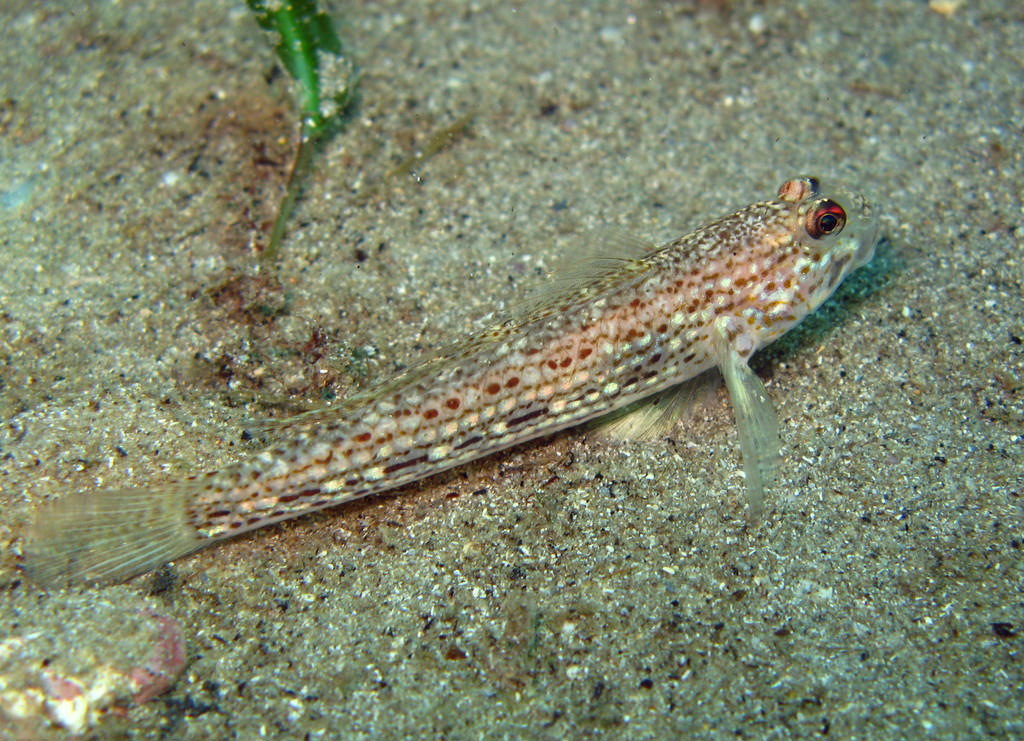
[262,118,318,265]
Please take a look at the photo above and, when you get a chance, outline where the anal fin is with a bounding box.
[592,373,718,442]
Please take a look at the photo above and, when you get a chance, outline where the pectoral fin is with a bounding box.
[712,322,780,519]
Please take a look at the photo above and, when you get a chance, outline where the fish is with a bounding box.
[24,176,878,587]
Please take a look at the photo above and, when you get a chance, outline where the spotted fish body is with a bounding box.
[26,176,877,586]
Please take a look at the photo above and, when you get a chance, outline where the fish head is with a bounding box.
[722,175,878,353]
[777,175,878,315]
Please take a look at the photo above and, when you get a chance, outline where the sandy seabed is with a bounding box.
[1,1,1021,739]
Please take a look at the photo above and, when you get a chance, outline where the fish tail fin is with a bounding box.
[24,484,205,588]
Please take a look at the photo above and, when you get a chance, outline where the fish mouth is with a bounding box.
[848,191,879,269]
[826,254,853,292]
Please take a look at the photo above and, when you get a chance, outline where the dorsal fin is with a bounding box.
[499,226,662,326]
[248,227,666,437]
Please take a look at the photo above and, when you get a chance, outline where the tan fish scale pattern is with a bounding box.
[26,176,877,585]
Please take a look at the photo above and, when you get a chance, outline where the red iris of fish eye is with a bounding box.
[807,200,846,238]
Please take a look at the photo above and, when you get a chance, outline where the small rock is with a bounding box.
[0,595,187,735]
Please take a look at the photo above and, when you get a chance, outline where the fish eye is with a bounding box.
[805,199,846,239]
[777,176,820,202]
